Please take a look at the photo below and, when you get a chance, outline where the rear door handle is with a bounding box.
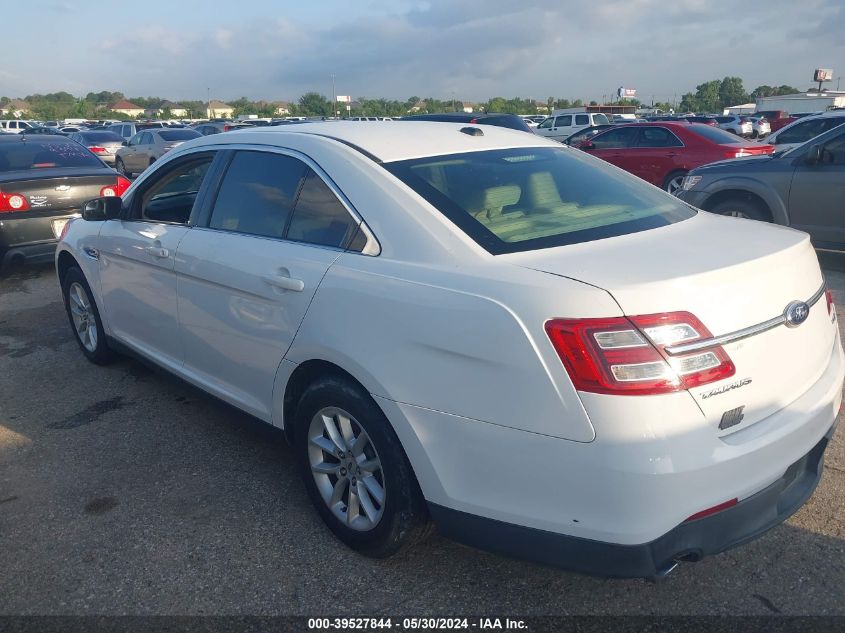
[262,272,305,292]
[145,246,169,258]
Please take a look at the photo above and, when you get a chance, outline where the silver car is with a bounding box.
[68,130,125,165]
[115,128,201,177]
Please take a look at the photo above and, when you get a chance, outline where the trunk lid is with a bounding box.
[0,168,119,217]
[505,211,836,435]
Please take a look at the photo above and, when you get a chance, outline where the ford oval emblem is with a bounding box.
[784,301,810,328]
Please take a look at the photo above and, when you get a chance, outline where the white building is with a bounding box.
[755,91,845,114]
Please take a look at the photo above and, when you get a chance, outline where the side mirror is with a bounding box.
[82,196,122,221]
[805,144,822,165]
[121,140,129,146]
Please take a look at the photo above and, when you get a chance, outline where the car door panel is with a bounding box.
[176,230,340,419]
[788,132,845,245]
[97,153,217,367]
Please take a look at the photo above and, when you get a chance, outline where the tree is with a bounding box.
[298,92,331,117]
[718,76,748,108]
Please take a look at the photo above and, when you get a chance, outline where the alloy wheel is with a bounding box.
[307,406,386,531]
[68,282,98,352]
[665,175,685,194]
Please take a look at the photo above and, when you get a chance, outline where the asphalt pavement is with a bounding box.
[1,259,843,616]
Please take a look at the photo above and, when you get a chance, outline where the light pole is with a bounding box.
[206,88,210,118]
[331,73,337,118]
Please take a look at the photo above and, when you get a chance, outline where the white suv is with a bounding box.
[0,120,34,134]
[715,115,753,137]
[535,112,611,141]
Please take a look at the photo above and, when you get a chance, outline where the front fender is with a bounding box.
[699,176,789,225]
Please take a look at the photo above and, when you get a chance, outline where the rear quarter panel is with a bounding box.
[283,255,626,443]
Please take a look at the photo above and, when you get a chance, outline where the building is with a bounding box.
[723,103,757,115]
[461,102,474,113]
[755,91,845,114]
[160,101,188,117]
[273,101,291,116]
[109,99,145,117]
[206,100,234,118]
[407,99,427,113]
[534,100,550,113]
[0,99,31,117]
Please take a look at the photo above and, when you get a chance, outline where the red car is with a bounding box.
[578,123,774,193]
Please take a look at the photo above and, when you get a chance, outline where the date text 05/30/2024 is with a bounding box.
[307,618,528,630]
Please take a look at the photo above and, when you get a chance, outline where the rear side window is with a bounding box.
[0,140,104,171]
[209,151,306,238]
[636,127,683,148]
[592,114,610,125]
[575,114,589,126]
[286,169,359,249]
[384,147,695,254]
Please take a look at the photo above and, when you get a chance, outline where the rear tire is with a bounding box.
[293,375,430,557]
[663,170,688,195]
[61,266,116,365]
[710,198,770,222]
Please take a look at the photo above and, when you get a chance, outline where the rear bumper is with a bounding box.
[0,214,71,266]
[430,425,833,579]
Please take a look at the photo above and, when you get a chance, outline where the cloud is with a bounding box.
[4,0,844,102]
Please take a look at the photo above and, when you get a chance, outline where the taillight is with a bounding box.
[826,289,834,316]
[544,312,735,396]
[725,149,751,159]
[89,146,106,153]
[0,190,30,212]
[100,176,131,198]
[223,124,231,132]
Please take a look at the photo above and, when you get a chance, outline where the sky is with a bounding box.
[3,0,843,104]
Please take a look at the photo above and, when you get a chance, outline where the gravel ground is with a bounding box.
[0,259,843,616]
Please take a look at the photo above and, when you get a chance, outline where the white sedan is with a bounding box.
[55,122,843,578]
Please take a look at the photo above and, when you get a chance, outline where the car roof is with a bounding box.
[205,121,558,162]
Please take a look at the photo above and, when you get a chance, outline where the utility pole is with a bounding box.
[331,73,337,118]
[206,88,210,118]
[838,77,842,91]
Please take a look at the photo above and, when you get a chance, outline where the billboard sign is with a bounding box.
[814,69,833,82]
[617,87,637,98]
[336,95,352,103]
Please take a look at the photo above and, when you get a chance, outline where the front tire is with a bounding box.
[294,376,429,557]
[663,170,688,195]
[710,198,770,222]
[61,266,115,365]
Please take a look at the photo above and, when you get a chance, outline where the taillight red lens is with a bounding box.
[826,289,834,316]
[0,190,30,212]
[100,176,131,198]
[545,312,735,396]
[89,146,106,153]
[223,125,231,132]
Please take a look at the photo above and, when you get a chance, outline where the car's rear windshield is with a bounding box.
[80,131,124,142]
[384,147,695,254]
[689,125,748,144]
[158,130,201,141]
[0,140,104,171]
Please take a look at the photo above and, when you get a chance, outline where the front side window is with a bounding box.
[384,147,694,255]
[286,169,359,249]
[537,118,553,129]
[555,115,572,127]
[138,157,213,223]
[590,126,639,148]
[209,151,306,238]
[128,133,142,146]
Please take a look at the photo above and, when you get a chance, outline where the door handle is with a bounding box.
[145,246,169,258]
[262,272,305,292]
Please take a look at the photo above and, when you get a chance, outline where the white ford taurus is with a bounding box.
[56,122,843,578]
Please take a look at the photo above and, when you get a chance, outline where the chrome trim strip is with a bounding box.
[664,282,826,356]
